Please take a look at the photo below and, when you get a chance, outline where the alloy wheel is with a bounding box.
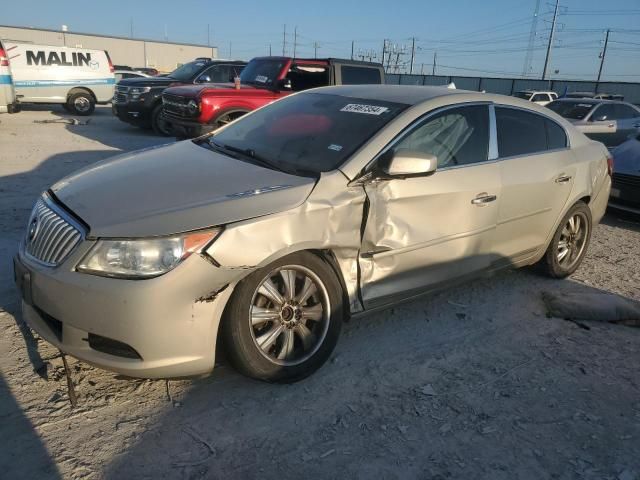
[249,265,330,366]
[557,212,589,269]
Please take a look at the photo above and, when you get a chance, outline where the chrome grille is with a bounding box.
[113,85,129,104]
[24,198,82,266]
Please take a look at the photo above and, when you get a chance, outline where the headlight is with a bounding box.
[129,86,151,100]
[187,99,200,114]
[77,229,220,279]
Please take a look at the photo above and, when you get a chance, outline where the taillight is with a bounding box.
[606,152,614,176]
[0,48,8,67]
[105,50,114,73]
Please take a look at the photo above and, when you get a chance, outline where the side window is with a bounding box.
[591,104,616,121]
[198,65,230,83]
[394,105,489,168]
[545,119,567,150]
[615,104,639,119]
[495,107,547,157]
[550,93,558,99]
[341,66,382,85]
[286,64,330,91]
[531,93,546,102]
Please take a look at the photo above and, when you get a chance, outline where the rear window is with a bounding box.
[341,66,382,85]
[496,107,547,157]
[547,101,596,120]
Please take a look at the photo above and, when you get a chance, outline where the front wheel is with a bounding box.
[151,104,171,136]
[211,110,247,130]
[221,252,343,383]
[541,201,592,278]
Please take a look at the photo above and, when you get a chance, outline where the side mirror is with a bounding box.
[383,150,438,178]
[197,75,212,83]
[277,78,292,91]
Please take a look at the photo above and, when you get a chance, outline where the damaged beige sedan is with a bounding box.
[14,85,611,382]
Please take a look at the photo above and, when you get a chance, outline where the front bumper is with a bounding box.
[162,113,215,138]
[14,244,245,378]
[112,103,152,127]
[609,173,640,214]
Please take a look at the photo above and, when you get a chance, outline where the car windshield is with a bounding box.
[547,101,596,120]
[239,58,288,87]
[205,92,409,175]
[513,92,532,100]
[168,61,208,82]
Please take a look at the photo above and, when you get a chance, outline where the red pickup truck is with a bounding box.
[161,56,385,138]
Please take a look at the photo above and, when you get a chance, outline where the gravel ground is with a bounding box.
[1,106,639,480]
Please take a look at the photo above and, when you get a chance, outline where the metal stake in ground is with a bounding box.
[60,351,78,408]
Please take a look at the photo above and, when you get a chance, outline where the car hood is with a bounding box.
[612,137,640,175]
[118,76,183,88]
[51,141,316,238]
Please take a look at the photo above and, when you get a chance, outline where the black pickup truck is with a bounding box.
[113,59,246,135]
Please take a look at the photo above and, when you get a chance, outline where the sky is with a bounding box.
[2,0,640,81]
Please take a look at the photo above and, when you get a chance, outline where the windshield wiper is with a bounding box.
[208,140,288,174]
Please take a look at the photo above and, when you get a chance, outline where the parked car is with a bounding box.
[563,91,625,101]
[14,85,611,382]
[134,67,159,76]
[609,132,640,213]
[547,98,640,148]
[0,39,19,113]
[113,65,133,71]
[5,42,115,115]
[513,90,557,106]
[114,70,150,82]
[113,58,246,135]
[161,56,386,138]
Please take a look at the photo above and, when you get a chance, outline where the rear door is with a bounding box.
[492,106,574,261]
[359,104,500,308]
[0,40,16,113]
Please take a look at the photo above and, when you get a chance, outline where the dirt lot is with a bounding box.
[1,106,639,480]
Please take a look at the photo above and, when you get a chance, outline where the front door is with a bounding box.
[358,104,501,309]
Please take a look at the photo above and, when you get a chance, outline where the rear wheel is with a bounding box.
[67,91,95,116]
[151,104,171,136]
[222,252,343,383]
[542,201,592,278]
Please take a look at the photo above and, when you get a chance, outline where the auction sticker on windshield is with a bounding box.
[255,75,269,83]
[340,104,389,115]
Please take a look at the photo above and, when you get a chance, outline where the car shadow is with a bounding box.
[0,374,61,478]
[603,208,640,233]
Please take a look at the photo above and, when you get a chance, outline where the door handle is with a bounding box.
[607,123,615,128]
[555,174,572,184]
[471,193,497,206]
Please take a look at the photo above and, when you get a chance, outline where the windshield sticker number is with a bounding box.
[328,144,343,151]
[341,104,389,115]
[255,75,269,83]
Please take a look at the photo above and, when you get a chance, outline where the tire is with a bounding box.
[151,104,171,136]
[67,91,95,116]
[221,252,343,383]
[211,110,247,130]
[541,201,592,278]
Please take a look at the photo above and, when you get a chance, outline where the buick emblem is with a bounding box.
[27,217,39,243]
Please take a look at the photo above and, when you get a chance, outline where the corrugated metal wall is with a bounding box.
[0,26,218,72]
[387,73,640,104]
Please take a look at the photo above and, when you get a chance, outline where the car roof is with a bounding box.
[311,85,471,105]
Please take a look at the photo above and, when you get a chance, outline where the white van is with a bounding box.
[6,42,115,115]
[0,39,18,113]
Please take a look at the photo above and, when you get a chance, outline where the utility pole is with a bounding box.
[207,24,210,46]
[351,40,355,60]
[409,37,416,74]
[269,44,272,56]
[314,42,320,59]
[522,0,540,77]
[282,24,286,56]
[293,26,297,58]
[130,18,134,38]
[229,41,232,58]
[382,39,388,72]
[597,29,610,83]
[542,0,560,80]
[432,51,437,75]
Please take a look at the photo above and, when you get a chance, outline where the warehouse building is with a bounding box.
[0,25,219,72]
